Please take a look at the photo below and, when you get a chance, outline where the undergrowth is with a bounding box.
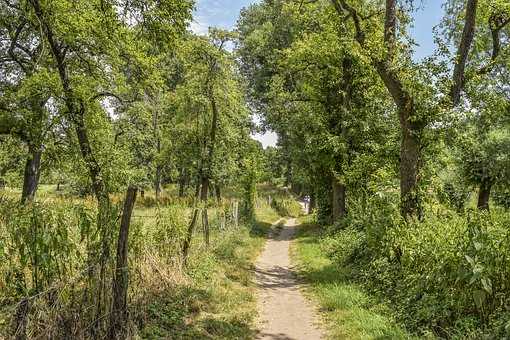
[292,216,414,340]
[0,192,280,339]
[136,199,280,339]
[295,193,510,339]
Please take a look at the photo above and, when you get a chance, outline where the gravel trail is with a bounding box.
[255,218,324,340]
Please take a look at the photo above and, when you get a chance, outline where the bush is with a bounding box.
[437,181,471,212]
[493,185,510,209]
[0,196,105,337]
[320,195,510,338]
[321,227,365,265]
[0,198,93,299]
[270,197,302,217]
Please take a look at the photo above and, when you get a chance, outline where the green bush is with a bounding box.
[437,181,472,212]
[0,197,94,299]
[270,197,302,217]
[321,227,365,265]
[320,196,510,338]
[493,185,510,209]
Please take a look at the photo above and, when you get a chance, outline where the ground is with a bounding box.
[255,218,325,339]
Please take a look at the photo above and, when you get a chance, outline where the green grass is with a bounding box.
[291,216,418,340]
[0,186,281,338]
[136,200,280,339]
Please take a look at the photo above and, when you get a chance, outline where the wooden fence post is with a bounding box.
[182,208,199,262]
[221,210,226,230]
[234,201,239,228]
[109,186,137,340]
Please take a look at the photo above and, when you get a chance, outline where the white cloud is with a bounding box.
[190,16,209,35]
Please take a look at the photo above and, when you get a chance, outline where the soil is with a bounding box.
[254,218,324,340]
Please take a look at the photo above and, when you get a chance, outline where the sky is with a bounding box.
[191,0,446,148]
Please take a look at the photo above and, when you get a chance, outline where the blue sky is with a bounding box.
[191,0,446,148]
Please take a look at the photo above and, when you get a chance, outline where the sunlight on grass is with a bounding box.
[137,199,281,339]
[291,219,418,340]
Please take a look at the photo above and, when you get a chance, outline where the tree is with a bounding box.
[0,2,58,203]
[328,0,499,219]
[178,30,252,258]
[6,0,192,334]
[238,0,398,223]
[442,0,510,210]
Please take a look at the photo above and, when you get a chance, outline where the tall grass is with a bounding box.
[0,192,274,338]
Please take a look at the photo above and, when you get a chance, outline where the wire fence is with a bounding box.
[0,197,247,338]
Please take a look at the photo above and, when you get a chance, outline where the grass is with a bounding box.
[0,183,282,338]
[135,199,281,339]
[291,216,418,340]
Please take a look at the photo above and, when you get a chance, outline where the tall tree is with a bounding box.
[328,0,503,219]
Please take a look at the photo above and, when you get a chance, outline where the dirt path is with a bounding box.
[254,218,324,340]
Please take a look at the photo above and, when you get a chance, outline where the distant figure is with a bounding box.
[303,195,311,214]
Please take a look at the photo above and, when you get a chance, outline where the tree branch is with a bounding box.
[384,0,397,57]
[477,14,510,75]
[7,20,29,73]
[89,92,125,104]
[332,0,365,44]
[450,0,478,107]
[331,0,413,115]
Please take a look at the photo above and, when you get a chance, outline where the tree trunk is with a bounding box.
[182,207,200,262]
[331,177,346,221]
[202,208,209,247]
[285,161,292,187]
[182,180,203,262]
[178,179,185,197]
[450,0,478,106]
[153,107,162,201]
[200,176,210,247]
[109,186,137,340]
[399,116,422,220]
[215,184,221,203]
[196,90,219,248]
[154,165,162,201]
[21,147,42,204]
[477,181,492,211]
[178,168,188,197]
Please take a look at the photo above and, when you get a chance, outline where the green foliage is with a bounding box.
[0,197,94,298]
[317,197,510,338]
[457,127,510,190]
[293,221,414,340]
[493,185,510,209]
[270,197,302,218]
[437,181,472,213]
[1,0,509,337]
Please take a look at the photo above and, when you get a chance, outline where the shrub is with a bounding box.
[270,197,302,217]
[321,194,510,338]
[437,181,472,212]
[493,185,510,209]
[321,227,365,265]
